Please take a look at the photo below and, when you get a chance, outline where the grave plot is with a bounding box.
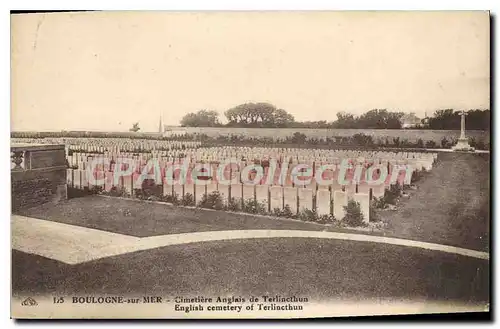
[60,143,435,227]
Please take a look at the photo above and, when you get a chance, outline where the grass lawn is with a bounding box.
[16,195,338,237]
[12,238,489,302]
[382,152,490,252]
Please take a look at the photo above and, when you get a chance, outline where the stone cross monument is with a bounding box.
[452,110,475,151]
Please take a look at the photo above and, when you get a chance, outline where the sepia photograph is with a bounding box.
[9,10,490,319]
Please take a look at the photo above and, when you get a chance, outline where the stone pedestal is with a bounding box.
[452,138,475,152]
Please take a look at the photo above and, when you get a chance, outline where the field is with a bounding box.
[12,128,490,145]
[166,127,490,143]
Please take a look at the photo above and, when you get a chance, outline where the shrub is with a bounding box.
[372,196,388,209]
[162,193,179,205]
[134,179,163,200]
[281,204,295,218]
[470,137,487,150]
[181,193,195,206]
[242,198,267,214]
[416,138,424,148]
[316,214,336,224]
[198,191,225,210]
[425,140,437,148]
[410,168,426,184]
[369,206,381,222]
[272,204,295,218]
[441,137,451,148]
[298,208,317,222]
[291,132,307,144]
[106,186,129,197]
[383,184,402,205]
[342,199,366,227]
[226,197,242,212]
[352,133,374,147]
[89,185,104,195]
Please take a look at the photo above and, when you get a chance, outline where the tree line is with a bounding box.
[179,103,490,130]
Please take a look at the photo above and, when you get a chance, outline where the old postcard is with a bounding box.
[10,11,490,319]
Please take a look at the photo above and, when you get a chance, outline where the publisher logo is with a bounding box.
[21,297,38,306]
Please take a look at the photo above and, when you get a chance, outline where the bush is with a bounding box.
[342,200,365,227]
[316,214,336,224]
[226,197,242,212]
[290,132,307,144]
[133,179,162,200]
[89,185,104,195]
[106,186,129,197]
[298,208,317,222]
[198,191,225,210]
[372,196,388,209]
[272,204,295,218]
[410,168,426,184]
[425,140,437,148]
[383,183,402,205]
[242,198,267,214]
[181,193,195,206]
[352,133,374,147]
[441,137,452,148]
[469,137,487,150]
[162,193,179,205]
[369,206,381,222]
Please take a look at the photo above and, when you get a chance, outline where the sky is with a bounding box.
[11,11,490,132]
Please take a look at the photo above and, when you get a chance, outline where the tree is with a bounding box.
[357,109,404,129]
[273,108,295,127]
[331,112,357,128]
[180,110,221,127]
[224,102,295,127]
[331,110,404,129]
[129,122,140,132]
[426,109,489,130]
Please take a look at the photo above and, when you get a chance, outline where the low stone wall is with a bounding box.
[11,144,67,211]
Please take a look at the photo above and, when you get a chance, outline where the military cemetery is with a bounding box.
[10,11,490,319]
[11,135,439,226]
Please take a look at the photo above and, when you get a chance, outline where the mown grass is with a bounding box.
[12,238,489,302]
[382,152,490,252]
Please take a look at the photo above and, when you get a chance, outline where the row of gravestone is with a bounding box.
[66,154,424,190]
[67,168,380,223]
[193,146,437,160]
[67,149,435,173]
[11,138,202,152]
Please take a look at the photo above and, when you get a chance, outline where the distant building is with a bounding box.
[400,113,422,129]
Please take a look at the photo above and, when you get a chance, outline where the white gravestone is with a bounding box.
[316,189,331,216]
[243,185,255,202]
[270,186,284,211]
[353,193,370,223]
[217,184,230,204]
[283,187,298,214]
[255,185,269,204]
[230,183,243,203]
[173,183,184,199]
[333,190,348,220]
[163,183,173,197]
